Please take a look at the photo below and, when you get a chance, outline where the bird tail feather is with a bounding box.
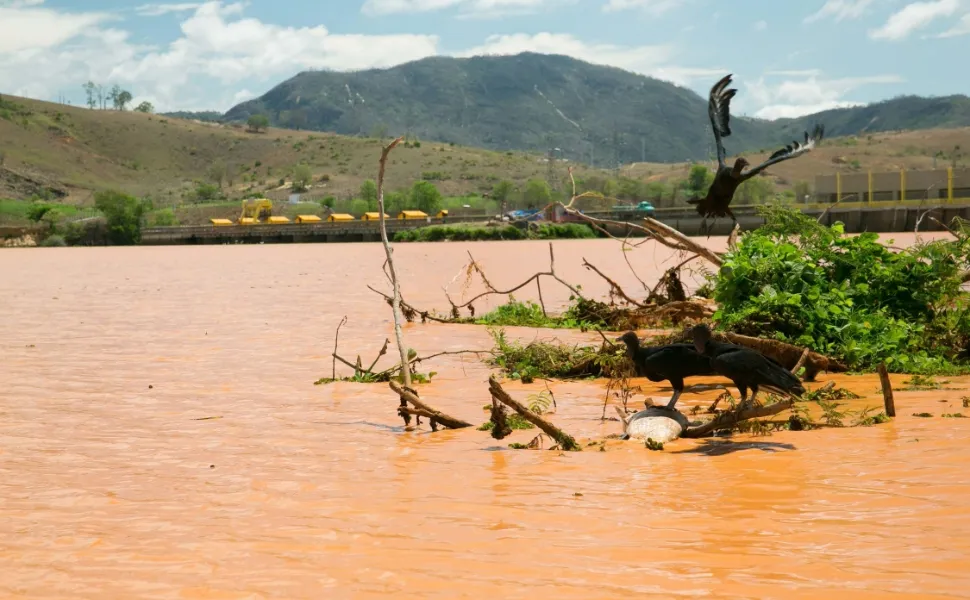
[761,381,805,399]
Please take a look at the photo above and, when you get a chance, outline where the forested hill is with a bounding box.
[222,52,970,165]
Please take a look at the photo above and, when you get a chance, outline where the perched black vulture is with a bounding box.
[690,324,806,407]
[616,331,716,409]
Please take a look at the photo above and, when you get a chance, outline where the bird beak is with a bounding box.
[614,335,623,342]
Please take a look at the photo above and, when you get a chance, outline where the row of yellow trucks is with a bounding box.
[209,200,446,226]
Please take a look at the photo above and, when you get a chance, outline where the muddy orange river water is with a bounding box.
[2,236,969,599]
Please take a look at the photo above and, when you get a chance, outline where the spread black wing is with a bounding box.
[708,74,737,170]
[740,124,825,181]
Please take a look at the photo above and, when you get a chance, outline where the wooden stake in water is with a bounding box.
[877,363,896,417]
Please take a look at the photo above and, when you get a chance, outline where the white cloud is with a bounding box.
[454,32,721,85]
[936,12,970,36]
[0,2,111,53]
[868,0,961,40]
[602,0,686,14]
[361,0,568,18]
[135,3,204,16]
[766,69,823,77]
[746,72,905,119]
[0,1,440,111]
[804,0,876,23]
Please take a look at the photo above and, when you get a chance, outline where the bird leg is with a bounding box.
[739,389,756,411]
[666,388,683,410]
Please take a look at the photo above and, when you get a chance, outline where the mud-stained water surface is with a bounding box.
[2,237,970,599]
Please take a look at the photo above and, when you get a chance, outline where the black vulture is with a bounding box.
[687,74,825,235]
[690,324,806,408]
[616,331,717,409]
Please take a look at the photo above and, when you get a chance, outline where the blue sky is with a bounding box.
[0,0,967,118]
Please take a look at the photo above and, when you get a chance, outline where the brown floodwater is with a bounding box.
[2,235,969,599]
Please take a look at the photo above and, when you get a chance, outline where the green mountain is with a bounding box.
[222,53,970,165]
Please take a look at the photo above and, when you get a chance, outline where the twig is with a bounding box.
[371,349,493,380]
[390,380,472,430]
[367,285,454,323]
[816,192,858,223]
[727,222,741,249]
[332,353,362,373]
[555,202,724,267]
[536,278,547,316]
[621,238,651,291]
[376,136,411,387]
[877,362,896,418]
[560,165,723,267]
[915,206,942,235]
[582,258,646,308]
[441,243,583,312]
[488,376,580,451]
[366,338,390,374]
[332,316,348,380]
[791,347,810,375]
[646,255,699,303]
[914,183,940,238]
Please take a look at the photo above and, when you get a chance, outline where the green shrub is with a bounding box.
[39,234,66,247]
[149,208,179,227]
[711,206,970,373]
[94,190,146,245]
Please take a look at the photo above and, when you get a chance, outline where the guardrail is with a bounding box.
[644,196,970,215]
[141,198,970,244]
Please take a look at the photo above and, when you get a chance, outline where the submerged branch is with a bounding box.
[488,376,581,451]
[390,380,472,430]
[682,399,795,438]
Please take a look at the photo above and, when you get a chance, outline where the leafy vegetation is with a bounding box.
[94,190,147,245]
[472,297,602,329]
[711,206,970,373]
[485,327,626,382]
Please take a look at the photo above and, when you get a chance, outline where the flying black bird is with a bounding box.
[616,331,716,409]
[690,324,805,409]
[688,74,825,235]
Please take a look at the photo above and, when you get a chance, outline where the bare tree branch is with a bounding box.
[376,136,410,386]
[582,258,647,308]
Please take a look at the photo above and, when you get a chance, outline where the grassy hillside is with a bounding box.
[223,53,970,165]
[622,127,970,192]
[1,91,968,228]
[0,93,594,208]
